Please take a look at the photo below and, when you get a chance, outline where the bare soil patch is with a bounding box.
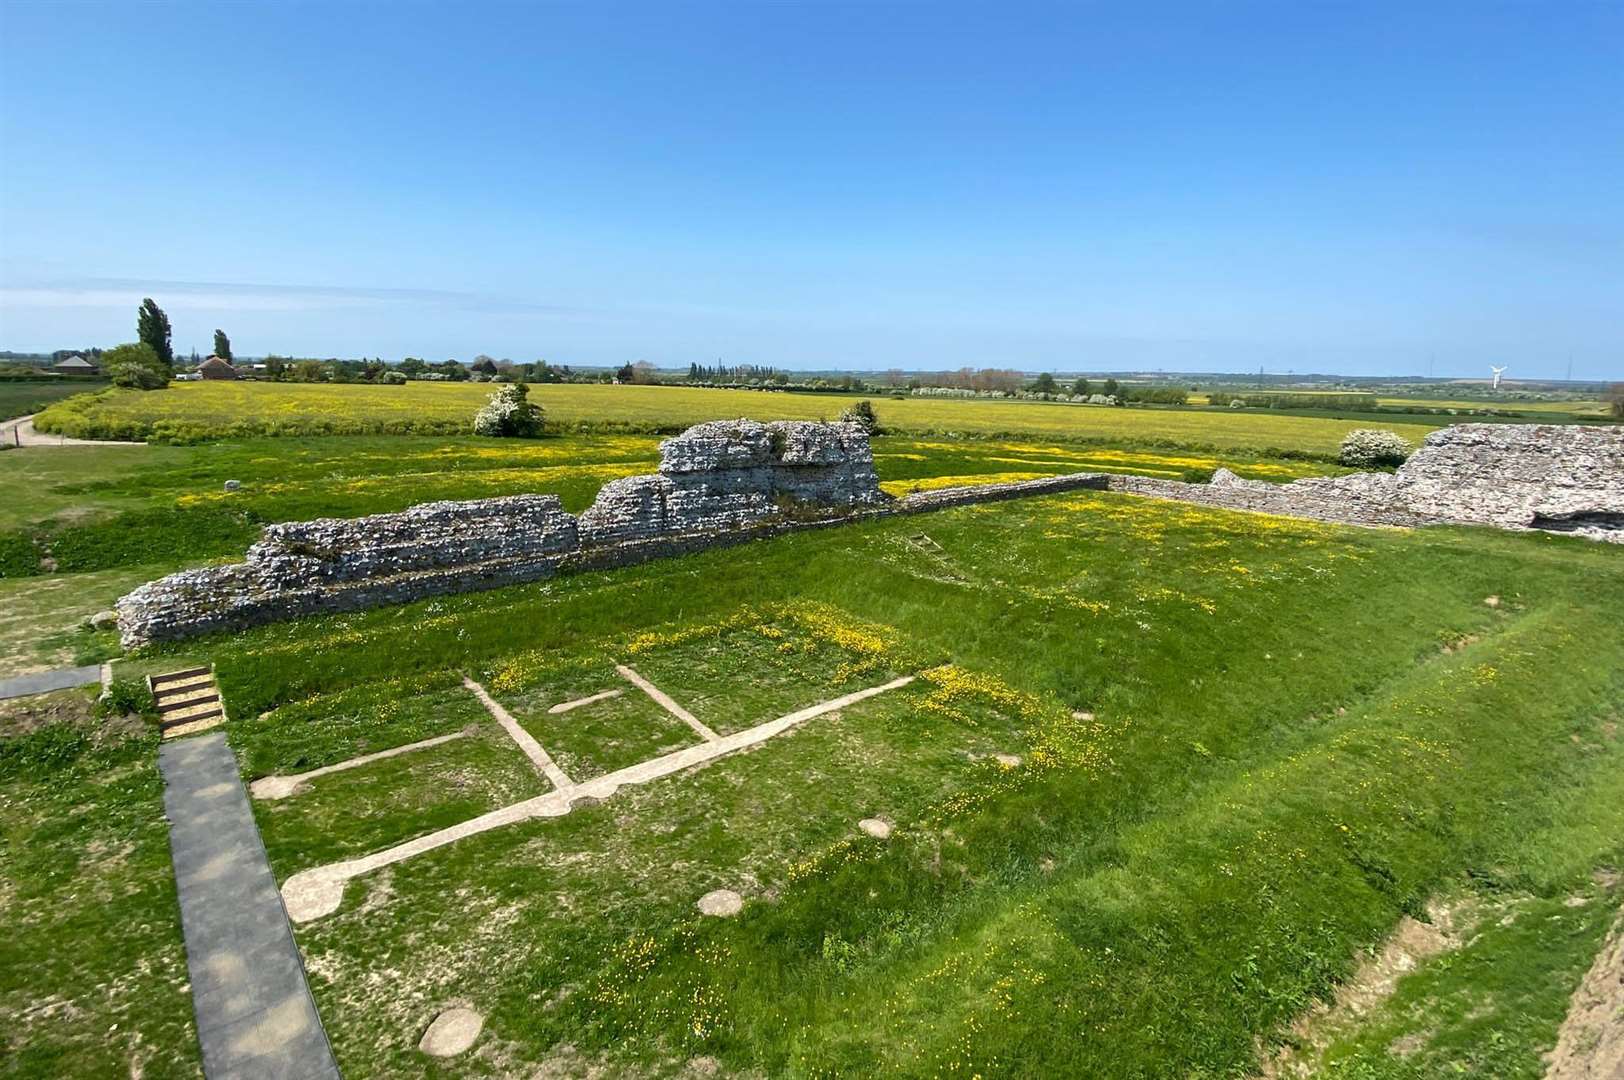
[1260,899,1467,1078]
[1545,898,1624,1080]
[0,687,95,737]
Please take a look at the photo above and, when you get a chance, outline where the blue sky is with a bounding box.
[1,2,1620,379]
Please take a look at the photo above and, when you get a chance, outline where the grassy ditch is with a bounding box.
[137,488,1624,1077]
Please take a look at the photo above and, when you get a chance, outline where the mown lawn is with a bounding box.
[32,380,1448,453]
[0,565,144,675]
[49,488,1609,1078]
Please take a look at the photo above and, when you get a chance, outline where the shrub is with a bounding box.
[840,399,878,432]
[1338,428,1412,468]
[0,530,38,577]
[473,382,545,437]
[382,371,408,385]
[1119,387,1189,405]
[100,342,170,390]
[95,678,158,723]
[108,362,168,390]
[1239,393,1378,411]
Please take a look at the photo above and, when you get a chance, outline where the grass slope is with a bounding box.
[130,490,1624,1077]
[0,694,198,1078]
[33,381,1447,453]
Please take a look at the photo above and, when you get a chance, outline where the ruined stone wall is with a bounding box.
[1107,471,1430,529]
[115,419,1098,647]
[116,420,1619,648]
[251,495,579,586]
[116,496,580,645]
[576,420,882,545]
[1111,423,1624,541]
[1392,424,1623,537]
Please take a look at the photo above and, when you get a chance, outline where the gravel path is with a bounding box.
[0,413,145,447]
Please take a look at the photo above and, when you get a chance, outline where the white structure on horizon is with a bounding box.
[1490,365,1507,390]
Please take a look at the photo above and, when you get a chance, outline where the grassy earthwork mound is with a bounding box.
[7,486,1620,1076]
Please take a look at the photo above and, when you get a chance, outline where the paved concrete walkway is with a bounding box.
[159,733,340,1079]
[0,413,145,447]
[0,663,103,701]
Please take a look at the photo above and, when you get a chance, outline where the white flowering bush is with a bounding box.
[839,400,878,431]
[473,382,544,437]
[1338,428,1411,468]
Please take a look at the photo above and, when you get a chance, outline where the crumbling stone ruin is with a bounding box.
[115,420,1619,649]
[116,419,1102,646]
[578,419,883,544]
[1387,423,1623,538]
[1111,424,1624,541]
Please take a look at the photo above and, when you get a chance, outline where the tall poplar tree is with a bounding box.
[213,329,232,361]
[137,298,173,368]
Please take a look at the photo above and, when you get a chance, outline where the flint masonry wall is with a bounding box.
[117,418,1104,647]
[117,420,1619,649]
[1389,423,1623,537]
[1110,423,1624,542]
[576,419,883,545]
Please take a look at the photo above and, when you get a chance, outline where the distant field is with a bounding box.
[1187,388,1610,417]
[1378,396,1612,416]
[33,381,1447,455]
[0,379,107,421]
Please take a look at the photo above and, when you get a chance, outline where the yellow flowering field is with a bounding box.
[32,379,1448,455]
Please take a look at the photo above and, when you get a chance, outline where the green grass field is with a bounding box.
[0,379,107,422]
[6,485,1619,1077]
[0,432,1345,583]
[1186,388,1613,419]
[1377,395,1613,416]
[32,380,1452,453]
[3,384,1620,1077]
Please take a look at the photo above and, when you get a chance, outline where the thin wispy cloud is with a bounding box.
[0,277,588,318]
